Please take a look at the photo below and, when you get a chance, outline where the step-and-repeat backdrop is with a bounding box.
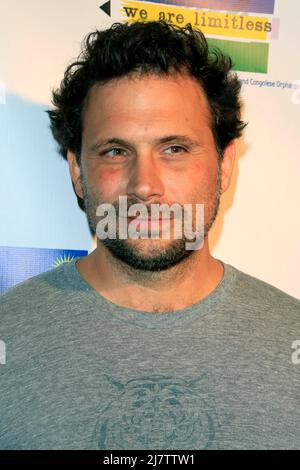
[1,0,299,297]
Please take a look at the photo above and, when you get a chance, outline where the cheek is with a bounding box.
[174,161,219,198]
[88,166,127,200]
[200,167,219,194]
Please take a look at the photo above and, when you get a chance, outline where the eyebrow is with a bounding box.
[87,135,200,154]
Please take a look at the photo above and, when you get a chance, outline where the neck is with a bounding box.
[76,238,224,313]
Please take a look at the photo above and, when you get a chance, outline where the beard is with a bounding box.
[80,167,222,272]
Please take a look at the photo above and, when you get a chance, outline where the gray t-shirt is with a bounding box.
[0,259,300,450]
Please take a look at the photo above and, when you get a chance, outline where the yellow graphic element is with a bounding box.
[121,1,270,40]
[52,254,76,268]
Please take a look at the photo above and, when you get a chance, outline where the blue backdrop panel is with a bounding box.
[0,246,87,294]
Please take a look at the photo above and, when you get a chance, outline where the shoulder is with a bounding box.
[230,264,299,308]
[225,263,300,336]
[0,261,78,319]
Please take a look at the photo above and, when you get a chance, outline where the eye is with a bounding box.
[102,147,128,159]
[164,145,187,155]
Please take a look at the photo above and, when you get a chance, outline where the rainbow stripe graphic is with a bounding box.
[143,0,275,14]
[121,0,278,73]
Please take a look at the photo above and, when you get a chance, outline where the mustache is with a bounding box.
[113,198,180,217]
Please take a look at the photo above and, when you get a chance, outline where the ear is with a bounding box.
[67,150,83,199]
[220,141,236,194]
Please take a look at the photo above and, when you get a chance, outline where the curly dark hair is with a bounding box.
[47,20,246,209]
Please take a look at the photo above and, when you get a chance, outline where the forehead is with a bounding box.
[82,72,212,140]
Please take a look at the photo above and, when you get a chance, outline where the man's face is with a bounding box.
[69,72,233,271]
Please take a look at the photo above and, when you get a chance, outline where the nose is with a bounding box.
[126,151,164,202]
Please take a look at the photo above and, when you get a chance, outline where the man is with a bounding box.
[0,21,299,450]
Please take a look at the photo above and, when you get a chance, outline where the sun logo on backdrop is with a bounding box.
[52,254,77,268]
